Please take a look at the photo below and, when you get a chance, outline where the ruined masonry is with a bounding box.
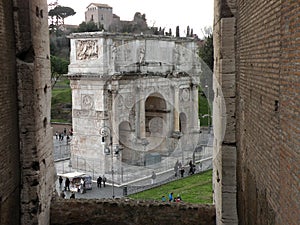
[67,32,202,183]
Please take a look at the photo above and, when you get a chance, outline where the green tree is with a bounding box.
[48,5,76,31]
[50,55,69,89]
[198,29,213,71]
[198,27,213,126]
[75,21,103,33]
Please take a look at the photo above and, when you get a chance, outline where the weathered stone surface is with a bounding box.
[213,11,238,224]
[50,198,216,225]
[68,33,202,183]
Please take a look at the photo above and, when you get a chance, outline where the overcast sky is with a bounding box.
[47,0,214,38]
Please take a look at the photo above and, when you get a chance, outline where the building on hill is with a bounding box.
[84,3,150,34]
[85,3,113,30]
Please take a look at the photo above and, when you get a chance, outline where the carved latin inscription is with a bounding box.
[76,40,99,60]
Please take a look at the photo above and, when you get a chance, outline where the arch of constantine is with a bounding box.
[67,32,203,183]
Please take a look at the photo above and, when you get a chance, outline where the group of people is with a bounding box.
[174,160,185,178]
[161,192,182,202]
[97,175,107,188]
[174,160,197,178]
[59,176,74,199]
[55,127,73,143]
[58,175,86,199]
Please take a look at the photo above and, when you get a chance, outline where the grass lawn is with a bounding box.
[128,169,213,204]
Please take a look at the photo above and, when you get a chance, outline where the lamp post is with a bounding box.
[100,126,116,198]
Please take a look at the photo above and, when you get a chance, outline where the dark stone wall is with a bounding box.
[0,0,57,224]
[0,0,20,224]
[50,199,216,225]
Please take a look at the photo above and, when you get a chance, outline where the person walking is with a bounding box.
[102,175,106,187]
[97,176,102,188]
[151,171,156,184]
[174,160,179,177]
[59,176,63,188]
[180,166,185,177]
[65,177,70,191]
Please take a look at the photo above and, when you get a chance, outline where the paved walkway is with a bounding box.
[54,127,214,200]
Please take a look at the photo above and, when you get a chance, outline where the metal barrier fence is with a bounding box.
[53,141,71,161]
[54,146,213,184]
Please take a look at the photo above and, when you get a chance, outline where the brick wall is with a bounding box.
[50,199,216,225]
[236,0,300,225]
[279,1,300,224]
[0,0,20,224]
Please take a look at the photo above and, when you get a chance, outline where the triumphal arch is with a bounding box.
[67,32,202,184]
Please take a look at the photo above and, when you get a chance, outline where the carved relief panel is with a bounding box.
[76,40,100,60]
[180,88,190,102]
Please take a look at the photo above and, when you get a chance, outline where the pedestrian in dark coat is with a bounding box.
[59,176,63,188]
[102,175,106,187]
[65,177,70,191]
[97,176,102,188]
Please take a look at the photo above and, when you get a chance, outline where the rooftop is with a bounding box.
[87,3,112,9]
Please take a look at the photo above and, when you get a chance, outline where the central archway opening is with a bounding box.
[145,93,168,136]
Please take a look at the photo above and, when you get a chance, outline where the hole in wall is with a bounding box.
[32,161,40,171]
[40,9,43,18]
[43,117,47,128]
[274,100,279,112]
[44,85,47,93]
[260,95,262,105]
[36,6,39,17]
[216,170,220,183]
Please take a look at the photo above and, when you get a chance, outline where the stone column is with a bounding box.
[139,93,146,139]
[192,84,200,130]
[111,89,119,148]
[173,86,180,133]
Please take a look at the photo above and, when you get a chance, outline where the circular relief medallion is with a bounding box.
[99,127,110,137]
[125,93,135,109]
[82,95,94,109]
[182,88,190,102]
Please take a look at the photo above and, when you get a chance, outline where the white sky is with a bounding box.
[47,0,214,38]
